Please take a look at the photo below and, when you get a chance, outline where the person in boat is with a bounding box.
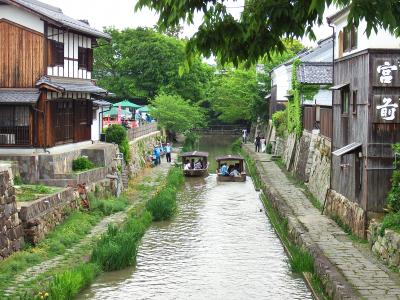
[184,160,191,170]
[220,163,229,176]
[230,168,241,177]
[194,159,203,170]
[190,159,195,169]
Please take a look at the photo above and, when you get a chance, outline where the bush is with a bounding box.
[105,124,127,145]
[90,196,129,216]
[380,212,400,235]
[272,109,287,138]
[386,143,400,212]
[146,187,177,221]
[231,138,242,153]
[72,156,95,172]
[105,124,130,163]
[266,143,273,154]
[48,263,100,300]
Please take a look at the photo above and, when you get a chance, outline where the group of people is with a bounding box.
[254,134,267,153]
[152,142,172,166]
[219,163,241,177]
[184,159,205,170]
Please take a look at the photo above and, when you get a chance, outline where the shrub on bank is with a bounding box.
[48,263,101,300]
[105,124,130,163]
[90,195,129,216]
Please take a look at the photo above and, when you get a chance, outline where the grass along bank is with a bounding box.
[26,167,184,300]
[0,195,129,297]
[237,143,329,300]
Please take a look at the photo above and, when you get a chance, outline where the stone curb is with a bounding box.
[244,146,360,300]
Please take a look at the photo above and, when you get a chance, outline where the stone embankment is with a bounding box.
[243,144,400,300]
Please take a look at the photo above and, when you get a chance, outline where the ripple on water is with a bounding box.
[79,175,312,300]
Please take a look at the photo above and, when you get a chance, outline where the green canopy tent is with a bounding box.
[103,107,132,118]
[138,105,150,113]
[113,99,141,109]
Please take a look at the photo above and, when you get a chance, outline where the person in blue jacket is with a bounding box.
[220,163,229,176]
[153,145,161,166]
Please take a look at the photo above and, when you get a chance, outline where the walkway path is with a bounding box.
[244,144,400,300]
[4,161,172,297]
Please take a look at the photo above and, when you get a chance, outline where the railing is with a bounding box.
[0,126,30,146]
[127,122,158,141]
[194,125,243,135]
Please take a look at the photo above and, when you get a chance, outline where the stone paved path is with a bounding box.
[244,144,400,300]
[4,161,172,297]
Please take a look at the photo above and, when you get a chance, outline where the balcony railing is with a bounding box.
[127,122,158,141]
[0,126,30,146]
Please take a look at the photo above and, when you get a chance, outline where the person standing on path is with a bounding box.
[242,129,247,143]
[165,143,172,163]
[153,145,161,166]
[255,134,261,152]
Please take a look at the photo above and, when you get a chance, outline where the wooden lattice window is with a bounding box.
[48,40,64,66]
[78,47,93,71]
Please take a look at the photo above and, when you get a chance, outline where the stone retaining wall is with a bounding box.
[0,166,24,260]
[128,131,161,178]
[369,221,400,267]
[324,189,367,238]
[19,179,115,245]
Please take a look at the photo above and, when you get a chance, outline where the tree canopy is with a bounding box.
[135,0,400,65]
[150,93,206,133]
[206,67,262,123]
[93,27,213,102]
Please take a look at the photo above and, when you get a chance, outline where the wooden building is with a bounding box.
[0,0,110,148]
[328,8,400,214]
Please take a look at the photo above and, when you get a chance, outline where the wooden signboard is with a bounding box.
[373,94,400,123]
[371,57,400,87]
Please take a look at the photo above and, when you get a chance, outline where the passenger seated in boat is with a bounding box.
[220,163,229,176]
[194,159,203,170]
[191,159,195,169]
[230,168,241,177]
[184,160,191,170]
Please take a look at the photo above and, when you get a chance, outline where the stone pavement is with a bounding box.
[243,144,400,300]
[3,161,172,297]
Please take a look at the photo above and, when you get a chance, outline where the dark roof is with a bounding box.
[5,0,110,39]
[297,62,333,84]
[36,76,108,94]
[181,151,209,158]
[332,142,362,156]
[330,82,349,90]
[326,7,350,24]
[93,100,112,107]
[0,89,40,104]
[216,155,244,161]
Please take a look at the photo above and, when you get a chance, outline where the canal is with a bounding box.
[79,136,312,299]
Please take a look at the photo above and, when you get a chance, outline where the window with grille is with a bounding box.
[78,47,93,71]
[343,25,357,53]
[48,40,64,66]
[341,88,350,115]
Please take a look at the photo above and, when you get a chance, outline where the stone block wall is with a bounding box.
[369,221,400,267]
[292,132,312,182]
[324,189,367,238]
[283,133,297,171]
[0,167,24,260]
[128,131,161,178]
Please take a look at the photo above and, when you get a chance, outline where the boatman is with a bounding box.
[165,143,172,163]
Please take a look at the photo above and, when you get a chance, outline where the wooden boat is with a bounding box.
[181,151,209,177]
[216,155,247,182]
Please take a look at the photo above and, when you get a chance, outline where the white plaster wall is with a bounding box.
[47,27,92,79]
[0,5,44,33]
[334,12,400,59]
[91,107,100,141]
[272,64,292,101]
[303,89,332,106]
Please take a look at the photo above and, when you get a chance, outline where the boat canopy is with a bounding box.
[216,154,244,161]
[181,151,209,158]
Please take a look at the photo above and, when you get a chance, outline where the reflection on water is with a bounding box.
[79,136,312,300]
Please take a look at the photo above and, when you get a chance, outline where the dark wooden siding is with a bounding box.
[332,52,369,208]
[303,106,315,132]
[0,19,44,88]
[320,107,332,139]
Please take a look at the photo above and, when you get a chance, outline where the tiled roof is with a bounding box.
[297,63,333,85]
[0,89,40,104]
[93,100,112,107]
[36,76,108,94]
[6,0,110,39]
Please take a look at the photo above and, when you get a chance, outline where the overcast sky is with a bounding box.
[40,0,338,47]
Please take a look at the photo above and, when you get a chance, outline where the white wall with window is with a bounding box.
[333,12,400,59]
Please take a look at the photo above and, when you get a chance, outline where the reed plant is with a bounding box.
[48,263,100,300]
[90,195,129,216]
[90,212,152,271]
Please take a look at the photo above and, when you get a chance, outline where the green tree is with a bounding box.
[135,0,400,65]
[207,67,262,123]
[93,27,213,102]
[150,93,206,133]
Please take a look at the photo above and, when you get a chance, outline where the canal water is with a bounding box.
[79,136,312,300]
